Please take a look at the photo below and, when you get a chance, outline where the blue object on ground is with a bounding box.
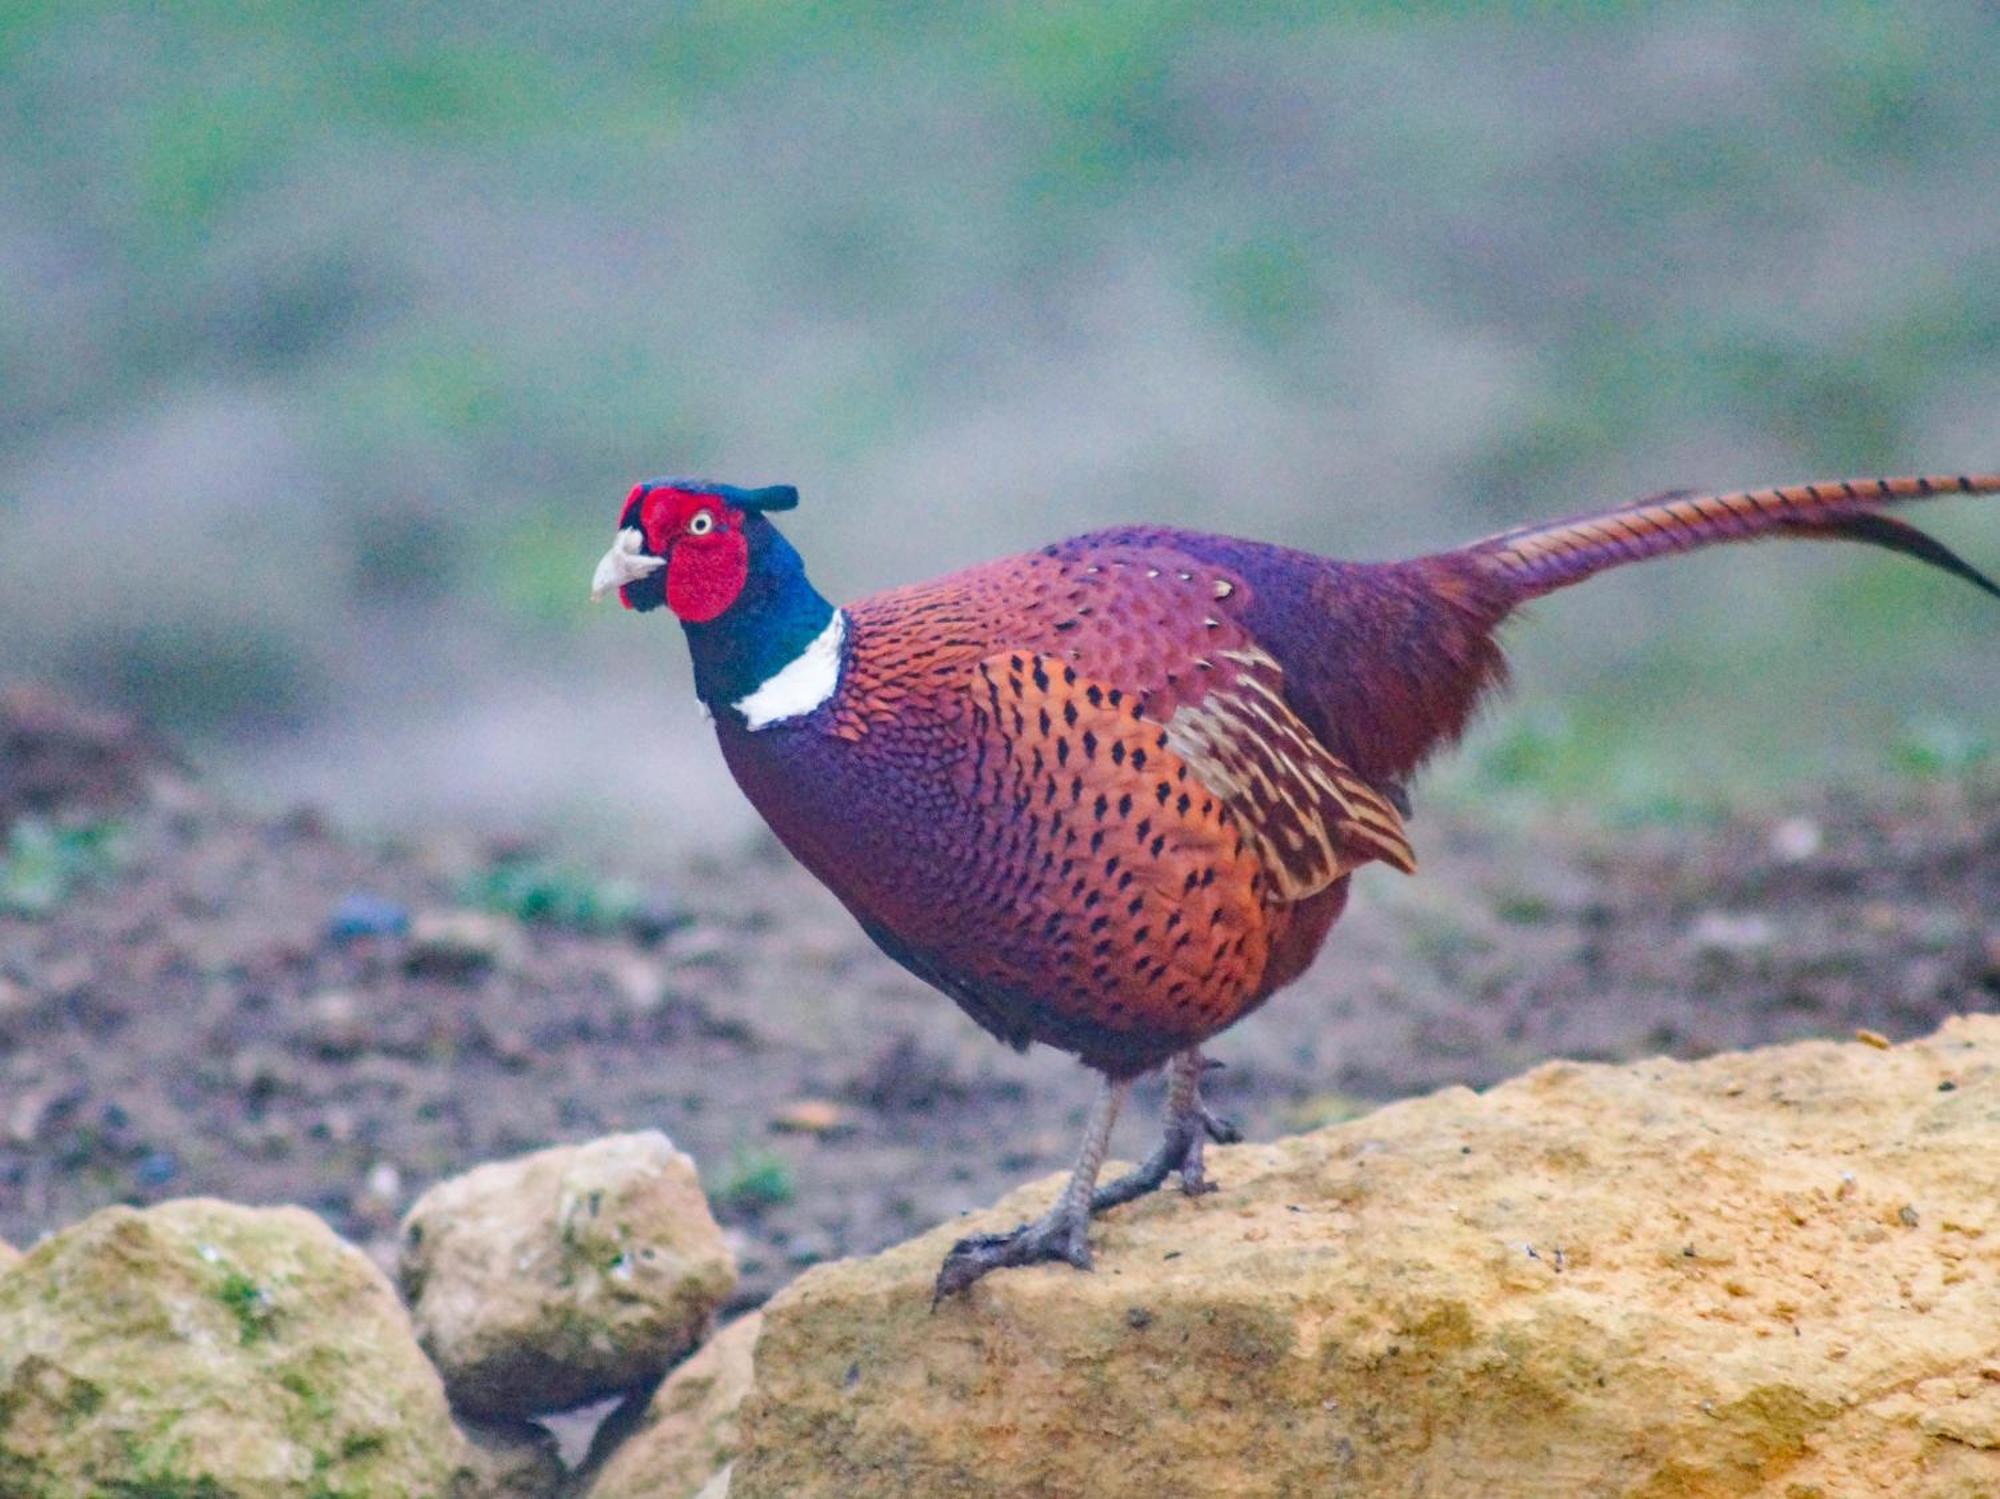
[326,892,410,943]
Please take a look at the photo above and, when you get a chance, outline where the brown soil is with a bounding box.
[1,690,1996,1311]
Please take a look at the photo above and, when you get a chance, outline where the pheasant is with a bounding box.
[592,470,2000,1298]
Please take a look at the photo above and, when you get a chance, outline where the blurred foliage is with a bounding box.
[0,3,1995,833]
[0,819,125,916]
[714,1146,796,1215]
[1892,717,1994,779]
[461,855,644,932]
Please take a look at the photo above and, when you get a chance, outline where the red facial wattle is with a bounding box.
[666,527,749,621]
[638,489,751,622]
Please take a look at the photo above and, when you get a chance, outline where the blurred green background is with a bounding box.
[2,2,1995,851]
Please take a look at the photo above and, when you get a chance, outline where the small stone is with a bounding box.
[365,1161,405,1205]
[770,1099,855,1138]
[483,1027,537,1071]
[230,1048,297,1101]
[1855,1028,1892,1050]
[326,891,411,944]
[627,887,696,945]
[314,1106,359,1145]
[405,910,525,980]
[661,925,731,969]
[399,1132,737,1420]
[611,955,671,1017]
[1689,911,1777,953]
[1767,817,1823,863]
[300,990,367,1058]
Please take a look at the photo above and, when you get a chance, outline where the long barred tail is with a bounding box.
[1463,473,2000,603]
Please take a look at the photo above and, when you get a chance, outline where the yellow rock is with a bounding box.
[399,1131,737,1420]
[733,1016,2000,1498]
[583,1312,761,1499]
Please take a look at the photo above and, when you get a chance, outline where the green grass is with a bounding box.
[0,820,124,917]
[714,1147,796,1214]
[460,856,644,931]
[215,1270,276,1347]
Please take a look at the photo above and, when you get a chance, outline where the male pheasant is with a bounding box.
[592,471,2000,1298]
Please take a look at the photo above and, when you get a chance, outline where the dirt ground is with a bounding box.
[2,689,1996,1311]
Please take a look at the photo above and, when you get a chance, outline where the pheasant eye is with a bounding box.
[687,510,718,537]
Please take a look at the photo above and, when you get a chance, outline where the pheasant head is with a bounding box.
[592,478,839,728]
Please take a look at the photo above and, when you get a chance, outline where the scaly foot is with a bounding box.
[932,1202,1094,1303]
[933,1072,1130,1304]
[1092,1050,1238,1212]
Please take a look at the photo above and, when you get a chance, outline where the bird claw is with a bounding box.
[932,1213,1094,1304]
[1200,1107,1242,1146]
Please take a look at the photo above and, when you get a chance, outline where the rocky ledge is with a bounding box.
[733,1016,2000,1499]
[5,1020,1998,1497]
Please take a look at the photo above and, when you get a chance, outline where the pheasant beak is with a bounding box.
[591,527,666,602]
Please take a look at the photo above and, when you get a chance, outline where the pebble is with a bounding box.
[609,956,670,1017]
[301,991,366,1058]
[1689,911,1777,954]
[231,1048,296,1099]
[326,892,411,944]
[1767,817,1823,863]
[312,1106,359,1145]
[659,925,730,969]
[405,911,524,980]
[364,1160,404,1205]
[627,887,695,945]
[770,1099,855,1137]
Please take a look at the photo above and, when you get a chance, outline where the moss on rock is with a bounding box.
[0,1199,489,1498]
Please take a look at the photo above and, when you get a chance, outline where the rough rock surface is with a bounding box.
[734,1017,2000,1499]
[581,1312,761,1499]
[0,1198,489,1498]
[462,1419,565,1498]
[399,1131,737,1420]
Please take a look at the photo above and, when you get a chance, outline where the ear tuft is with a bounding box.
[740,484,799,512]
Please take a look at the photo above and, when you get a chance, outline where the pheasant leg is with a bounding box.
[934,1074,1129,1302]
[1091,1049,1240,1213]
